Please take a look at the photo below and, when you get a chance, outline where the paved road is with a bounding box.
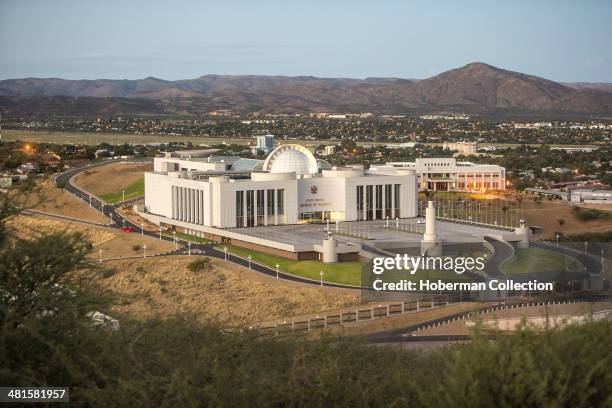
[483,236,514,279]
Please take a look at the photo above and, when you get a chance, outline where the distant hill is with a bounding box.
[2,63,612,116]
[562,82,612,94]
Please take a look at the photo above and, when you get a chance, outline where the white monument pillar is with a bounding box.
[322,231,339,263]
[514,219,530,249]
[421,200,442,256]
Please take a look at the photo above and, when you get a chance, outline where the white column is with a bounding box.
[188,189,193,223]
[195,189,200,224]
[179,187,183,221]
[200,190,204,225]
[424,201,438,242]
[172,186,177,219]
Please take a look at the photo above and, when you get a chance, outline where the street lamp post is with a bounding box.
[188,242,191,256]
[122,190,125,202]
[143,244,146,258]
[320,270,324,287]
[276,263,280,279]
[122,219,125,229]
[395,217,399,229]
[556,233,560,247]
[584,241,588,254]
[141,223,144,236]
[248,254,252,269]
[223,246,228,261]
[159,226,162,240]
[99,248,102,263]
[89,195,92,206]
[173,231,177,250]
[386,216,389,227]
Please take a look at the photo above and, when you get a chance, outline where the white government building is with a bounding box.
[144,144,419,230]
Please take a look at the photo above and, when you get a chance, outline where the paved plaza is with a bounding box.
[229,218,515,254]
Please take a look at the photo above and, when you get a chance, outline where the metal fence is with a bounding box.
[257,293,461,335]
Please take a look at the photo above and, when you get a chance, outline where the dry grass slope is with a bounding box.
[98,257,360,326]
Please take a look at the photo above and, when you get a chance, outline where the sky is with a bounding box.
[1,0,611,82]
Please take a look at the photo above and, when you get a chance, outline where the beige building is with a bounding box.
[383,158,506,192]
[443,141,478,155]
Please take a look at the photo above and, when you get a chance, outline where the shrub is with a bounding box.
[187,257,212,272]
[572,206,611,222]
[132,244,141,251]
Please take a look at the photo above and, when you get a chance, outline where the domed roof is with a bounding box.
[262,144,318,175]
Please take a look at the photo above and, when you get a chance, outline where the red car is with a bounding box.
[122,226,133,233]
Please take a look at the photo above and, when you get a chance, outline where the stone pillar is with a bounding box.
[421,200,442,256]
[514,219,530,249]
[322,232,339,263]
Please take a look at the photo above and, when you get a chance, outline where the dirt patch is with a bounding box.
[96,257,360,326]
[9,215,174,259]
[9,215,116,246]
[575,203,612,212]
[116,206,158,231]
[73,161,151,196]
[522,199,612,239]
[22,177,109,224]
[92,229,176,260]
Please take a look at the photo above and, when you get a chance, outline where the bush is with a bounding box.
[558,218,565,226]
[187,257,212,272]
[572,206,611,222]
[132,244,141,251]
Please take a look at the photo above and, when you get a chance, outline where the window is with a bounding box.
[375,185,383,219]
[235,191,244,227]
[394,184,400,218]
[385,184,392,218]
[366,185,373,220]
[277,189,285,223]
[246,190,255,227]
[356,185,364,220]
[266,189,275,217]
[257,189,265,225]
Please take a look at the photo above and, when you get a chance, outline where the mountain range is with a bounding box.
[1,63,612,116]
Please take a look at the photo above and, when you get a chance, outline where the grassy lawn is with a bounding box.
[502,247,579,275]
[163,231,212,244]
[219,245,476,286]
[218,244,364,286]
[101,178,144,203]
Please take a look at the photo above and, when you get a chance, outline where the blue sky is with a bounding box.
[1,0,611,82]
